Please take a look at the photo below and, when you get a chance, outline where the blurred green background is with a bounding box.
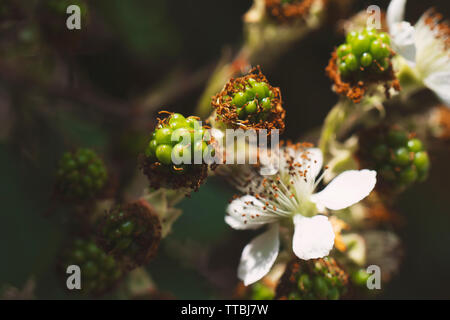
[1,0,450,299]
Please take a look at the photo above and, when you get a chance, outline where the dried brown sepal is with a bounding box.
[326,49,400,103]
[275,257,348,300]
[97,200,162,270]
[139,155,209,193]
[211,66,285,134]
[265,0,316,24]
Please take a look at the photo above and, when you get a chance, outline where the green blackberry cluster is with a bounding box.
[55,148,108,200]
[337,28,392,79]
[366,128,430,188]
[144,113,214,173]
[97,201,161,269]
[59,238,123,295]
[250,282,275,300]
[276,258,348,300]
[227,78,275,122]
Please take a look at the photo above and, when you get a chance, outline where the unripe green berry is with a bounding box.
[407,138,423,152]
[155,127,173,145]
[186,116,200,129]
[346,31,358,44]
[370,40,389,60]
[351,269,370,286]
[172,127,191,144]
[391,147,411,166]
[261,97,272,111]
[414,151,430,170]
[337,44,351,58]
[313,276,328,299]
[298,274,312,291]
[339,62,349,77]
[253,82,269,100]
[237,107,246,119]
[399,167,418,184]
[245,86,256,100]
[169,117,188,130]
[148,139,158,154]
[156,144,173,165]
[250,283,275,300]
[345,53,358,72]
[387,130,408,147]
[245,100,258,114]
[360,52,373,67]
[232,92,248,107]
[378,32,391,45]
[352,34,371,56]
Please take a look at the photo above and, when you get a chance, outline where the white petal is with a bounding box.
[391,22,416,65]
[306,148,323,181]
[294,148,323,181]
[387,0,407,30]
[292,215,335,260]
[424,72,450,107]
[238,224,280,286]
[225,195,277,230]
[311,170,377,211]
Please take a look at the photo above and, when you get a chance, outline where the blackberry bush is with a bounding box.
[212,66,285,133]
[97,200,162,270]
[358,126,430,190]
[58,238,123,295]
[140,111,215,191]
[276,258,348,300]
[55,148,108,201]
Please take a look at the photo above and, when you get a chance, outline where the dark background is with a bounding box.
[1,0,449,299]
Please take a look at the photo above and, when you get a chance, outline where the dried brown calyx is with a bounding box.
[140,155,209,192]
[326,49,400,103]
[211,66,285,134]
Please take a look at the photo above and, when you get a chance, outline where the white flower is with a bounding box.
[225,146,377,285]
[387,0,450,106]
